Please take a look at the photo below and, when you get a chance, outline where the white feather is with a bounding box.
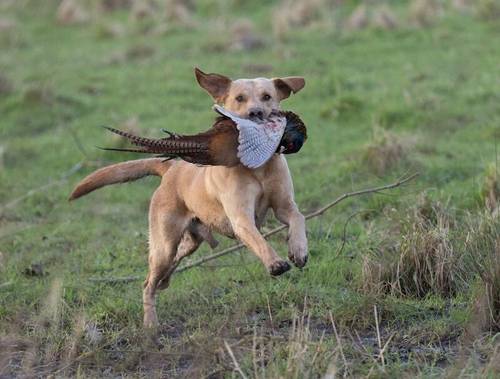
[213,105,286,168]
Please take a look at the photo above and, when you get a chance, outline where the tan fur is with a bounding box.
[71,68,307,328]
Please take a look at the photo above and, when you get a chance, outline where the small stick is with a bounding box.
[265,295,274,331]
[379,332,395,363]
[89,275,142,283]
[329,311,348,378]
[88,174,418,283]
[177,173,418,272]
[224,340,248,379]
[374,305,384,368]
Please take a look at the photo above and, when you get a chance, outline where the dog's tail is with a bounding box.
[69,158,172,201]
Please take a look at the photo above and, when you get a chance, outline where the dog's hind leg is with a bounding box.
[155,224,205,291]
[143,190,189,329]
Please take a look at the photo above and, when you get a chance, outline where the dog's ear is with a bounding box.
[273,77,305,100]
[195,67,232,101]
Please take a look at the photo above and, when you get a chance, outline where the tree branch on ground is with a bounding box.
[89,173,419,284]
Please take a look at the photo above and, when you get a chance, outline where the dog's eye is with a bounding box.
[262,93,271,101]
[235,95,245,103]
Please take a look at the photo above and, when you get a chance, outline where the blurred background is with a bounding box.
[0,0,499,377]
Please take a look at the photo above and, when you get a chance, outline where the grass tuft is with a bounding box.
[372,5,399,30]
[475,0,500,21]
[345,4,369,31]
[272,0,326,40]
[408,0,442,27]
[229,19,265,51]
[130,0,156,22]
[362,194,462,297]
[481,163,500,213]
[98,0,132,12]
[451,0,473,13]
[56,0,89,25]
[464,213,500,335]
[165,0,196,27]
[362,126,407,176]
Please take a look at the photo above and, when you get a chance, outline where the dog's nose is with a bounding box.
[248,108,264,120]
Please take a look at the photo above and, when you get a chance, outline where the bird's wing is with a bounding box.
[236,116,287,169]
[213,104,247,124]
[212,104,287,168]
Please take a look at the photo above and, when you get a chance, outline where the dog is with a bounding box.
[70,68,308,328]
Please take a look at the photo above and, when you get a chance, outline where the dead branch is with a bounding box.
[177,173,418,272]
[89,275,142,283]
[88,173,418,284]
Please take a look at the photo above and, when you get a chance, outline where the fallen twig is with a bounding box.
[224,340,248,379]
[89,275,142,283]
[177,173,418,272]
[88,173,418,283]
[329,311,348,378]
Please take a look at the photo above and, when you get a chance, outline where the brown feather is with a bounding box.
[101,111,306,167]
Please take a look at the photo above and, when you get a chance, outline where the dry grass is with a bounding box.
[475,0,500,21]
[98,0,132,12]
[165,0,195,27]
[0,278,67,377]
[56,0,89,25]
[272,0,327,40]
[408,0,442,27]
[362,196,500,309]
[481,163,500,213]
[464,213,500,335]
[235,303,333,378]
[362,194,464,297]
[130,0,156,21]
[362,127,407,176]
[372,5,399,30]
[345,4,400,32]
[229,19,265,51]
[451,0,474,13]
[345,4,369,31]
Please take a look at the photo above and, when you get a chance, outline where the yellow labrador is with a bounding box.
[70,68,308,327]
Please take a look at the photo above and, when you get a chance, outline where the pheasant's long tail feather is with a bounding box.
[102,126,210,156]
[98,146,157,154]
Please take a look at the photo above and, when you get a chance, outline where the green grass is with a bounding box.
[1,0,499,377]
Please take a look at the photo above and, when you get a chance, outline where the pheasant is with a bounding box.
[101,105,307,169]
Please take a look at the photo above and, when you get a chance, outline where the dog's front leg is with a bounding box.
[273,200,308,268]
[223,198,291,276]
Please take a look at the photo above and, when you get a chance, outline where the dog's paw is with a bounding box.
[288,242,308,268]
[268,260,291,276]
[289,253,308,268]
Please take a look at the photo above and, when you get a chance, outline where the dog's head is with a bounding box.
[195,68,305,121]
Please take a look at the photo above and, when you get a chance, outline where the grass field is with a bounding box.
[1,0,499,377]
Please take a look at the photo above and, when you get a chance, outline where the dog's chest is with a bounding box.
[195,192,270,238]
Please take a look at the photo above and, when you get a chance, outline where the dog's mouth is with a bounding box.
[248,110,281,123]
[248,114,265,122]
